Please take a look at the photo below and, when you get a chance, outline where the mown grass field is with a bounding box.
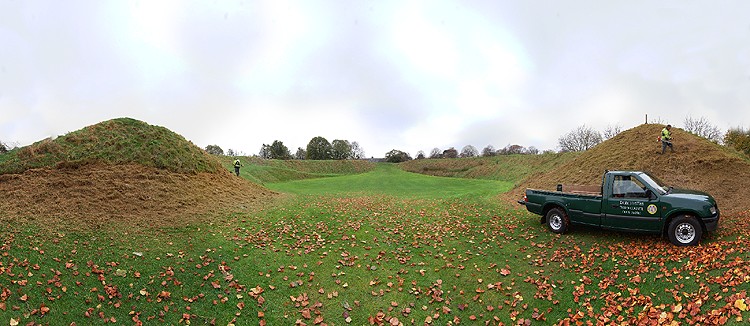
[1,162,748,325]
[216,156,376,185]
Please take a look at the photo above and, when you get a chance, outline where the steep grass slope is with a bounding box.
[0,118,222,174]
[508,124,750,212]
[399,153,578,184]
[0,118,274,230]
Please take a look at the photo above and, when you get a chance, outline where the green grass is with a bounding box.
[1,160,749,325]
[267,163,513,198]
[0,118,222,174]
[399,153,578,184]
[216,156,377,184]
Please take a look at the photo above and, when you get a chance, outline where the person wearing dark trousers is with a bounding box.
[661,124,674,154]
[233,158,242,176]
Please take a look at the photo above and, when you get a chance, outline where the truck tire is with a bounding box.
[668,215,702,246]
[546,208,569,234]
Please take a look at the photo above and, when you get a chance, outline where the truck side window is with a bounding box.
[612,176,627,198]
[623,178,647,198]
[612,176,648,199]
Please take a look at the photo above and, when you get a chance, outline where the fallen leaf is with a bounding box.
[735,299,748,312]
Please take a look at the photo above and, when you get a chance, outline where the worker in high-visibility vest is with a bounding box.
[233,158,242,176]
[660,124,674,154]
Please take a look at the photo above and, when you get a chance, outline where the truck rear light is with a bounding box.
[523,195,528,202]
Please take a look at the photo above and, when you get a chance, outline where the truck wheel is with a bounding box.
[546,208,569,234]
[668,215,702,246]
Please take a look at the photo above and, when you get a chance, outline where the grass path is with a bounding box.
[266,163,514,198]
[1,163,748,325]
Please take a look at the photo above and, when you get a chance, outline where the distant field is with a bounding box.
[1,160,748,325]
[266,163,513,198]
[216,156,376,184]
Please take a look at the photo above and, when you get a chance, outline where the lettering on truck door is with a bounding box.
[603,175,661,231]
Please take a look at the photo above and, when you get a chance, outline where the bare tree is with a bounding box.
[647,116,666,124]
[429,148,442,158]
[416,150,426,159]
[558,125,603,152]
[350,141,365,159]
[603,124,623,140]
[526,146,539,155]
[683,116,723,143]
[258,144,271,159]
[481,145,496,157]
[460,145,478,158]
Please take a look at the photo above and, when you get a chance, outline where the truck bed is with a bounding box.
[529,184,602,197]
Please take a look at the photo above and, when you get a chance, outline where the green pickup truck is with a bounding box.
[519,170,719,246]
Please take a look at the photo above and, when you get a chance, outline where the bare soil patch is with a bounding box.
[505,124,750,213]
[0,164,276,232]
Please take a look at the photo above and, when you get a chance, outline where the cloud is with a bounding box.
[2,1,750,158]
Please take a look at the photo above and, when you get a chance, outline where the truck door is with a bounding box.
[602,175,662,232]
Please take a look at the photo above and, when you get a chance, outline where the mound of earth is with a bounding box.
[0,117,223,174]
[506,124,750,213]
[0,118,276,231]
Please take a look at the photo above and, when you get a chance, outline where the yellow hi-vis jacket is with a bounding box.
[661,128,672,141]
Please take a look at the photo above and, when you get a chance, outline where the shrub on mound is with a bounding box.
[0,118,222,174]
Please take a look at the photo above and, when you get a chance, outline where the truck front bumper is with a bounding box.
[703,213,720,232]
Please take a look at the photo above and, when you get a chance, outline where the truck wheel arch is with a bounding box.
[542,204,567,225]
[662,211,707,238]
[667,214,703,246]
[544,205,570,234]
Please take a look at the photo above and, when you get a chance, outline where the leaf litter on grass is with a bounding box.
[2,118,750,325]
[2,189,749,325]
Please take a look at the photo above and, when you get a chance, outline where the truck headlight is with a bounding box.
[709,206,717,215]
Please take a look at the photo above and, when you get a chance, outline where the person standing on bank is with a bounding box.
[233,158,242,176]
[661,124,674,154]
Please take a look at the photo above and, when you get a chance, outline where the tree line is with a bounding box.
[205,137,365,161]
[198,116,750,163]
[7,115,745,162]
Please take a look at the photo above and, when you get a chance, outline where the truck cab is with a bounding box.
[602,171,719,236]
[604,171,664,232]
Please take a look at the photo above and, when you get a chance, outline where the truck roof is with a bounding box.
[606,171,654,178]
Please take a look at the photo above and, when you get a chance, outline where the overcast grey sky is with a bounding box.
[2,1,749,157]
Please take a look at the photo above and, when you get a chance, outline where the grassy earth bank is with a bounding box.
[1,164,748,325]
